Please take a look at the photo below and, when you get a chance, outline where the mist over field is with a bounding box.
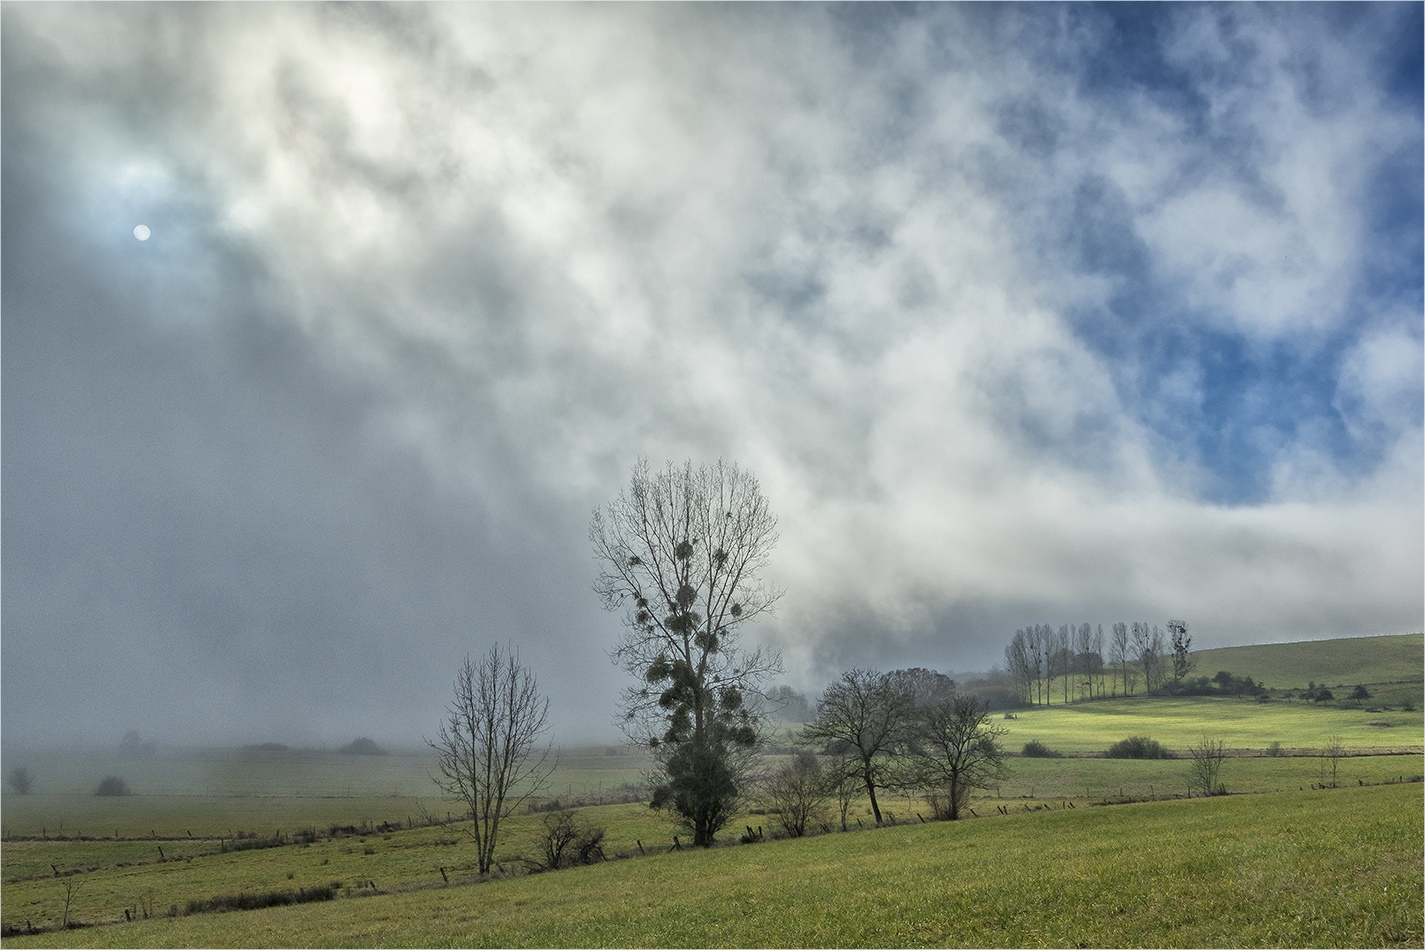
[3,4,1421,751]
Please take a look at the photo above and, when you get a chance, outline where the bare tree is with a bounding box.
[1319,735,1345,789]
[591,458,783,847]
[1091,623,1106,698]
[802,669,916,824]
[904,694,1009,820]
[1133,622,1166,692]
[1004,629,1033,705]
[1109,622,1130,697]
[1027,624,1048,705]
[761,751,831,838]
[1055,624,1073,705]
[428,644,555,875]
[827,753,861,831]
[1187,733,1226,796]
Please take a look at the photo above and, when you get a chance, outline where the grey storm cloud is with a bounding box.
[3,3,1420,748]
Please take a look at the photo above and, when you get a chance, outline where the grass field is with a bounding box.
[5,783,1419,948]
[1190,633,1423,690]
[997,694,1423,755]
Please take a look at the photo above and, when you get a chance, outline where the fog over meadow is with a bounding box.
[4,3,1421,750]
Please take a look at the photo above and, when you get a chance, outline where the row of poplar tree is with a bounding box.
[1002,619,1192,705]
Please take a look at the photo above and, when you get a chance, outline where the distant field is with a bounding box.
[997,694,1424,754]
[0,745,651,802]
[1190,632,1423,690]
[7,784,1420,948]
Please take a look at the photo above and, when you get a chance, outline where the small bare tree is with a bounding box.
[828,755,860,831]
[1319,735,1345,789]
[761,751,831,838]
[1187,733,1226,796]
[428,644,555,875]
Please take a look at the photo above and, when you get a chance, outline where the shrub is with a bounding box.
[186,884,336,915]
[7,767,33,795]
[1266,740,1284,757]
[95,776,132,796]
[337,737,388,756]
[534,811,605,870]
[1106,736,1168,759]
[1350,685,1371,701]
[1021,740,1059,758]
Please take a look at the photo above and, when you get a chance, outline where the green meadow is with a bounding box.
[3,634,1421,947]
[1189,633,1424,690]
[997,694,1422,755]
[4,785,1420,948]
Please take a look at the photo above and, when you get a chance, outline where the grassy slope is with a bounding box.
[9,783,1420,949]
[1190,633,1423,690]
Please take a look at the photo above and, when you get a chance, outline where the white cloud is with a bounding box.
[3,3,1418,741]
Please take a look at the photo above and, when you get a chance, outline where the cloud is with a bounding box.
[2,4,1419,746]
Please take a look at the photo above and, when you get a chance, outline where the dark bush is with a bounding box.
[1106,736,1169,759]
[534,811,605,870]
[95,776,132,796]
[1021,740,1060,758]
[186,884,336,915]
[1350,685,1371,701]
[338,737,388,756]
[7,767,33,795]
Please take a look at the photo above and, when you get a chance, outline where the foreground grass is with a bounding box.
[7,783,1420,948]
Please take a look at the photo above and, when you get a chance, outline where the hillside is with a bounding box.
[1190,632,1423,690]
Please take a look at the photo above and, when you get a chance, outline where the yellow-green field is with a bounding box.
[5,784,1420,948]
[997,694,1423,754]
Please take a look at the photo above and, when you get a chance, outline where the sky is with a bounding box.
[3,2,1421,749]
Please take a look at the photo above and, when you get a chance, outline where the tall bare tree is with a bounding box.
[1132,622,1166,692]
[429,644,555,875]
[801,668,916,824]
[1056,624,1073,705]
[1028,624,1048,705]
[905,694,1009,820]
[1004,629,1033,705]
[1091,623,1106,698]
[1110,622,1129,697]
[591,459,783,846]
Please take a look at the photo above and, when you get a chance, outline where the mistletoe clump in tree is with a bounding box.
[591,459,783,847]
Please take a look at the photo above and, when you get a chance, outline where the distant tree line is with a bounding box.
[1003,620,1192,705]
